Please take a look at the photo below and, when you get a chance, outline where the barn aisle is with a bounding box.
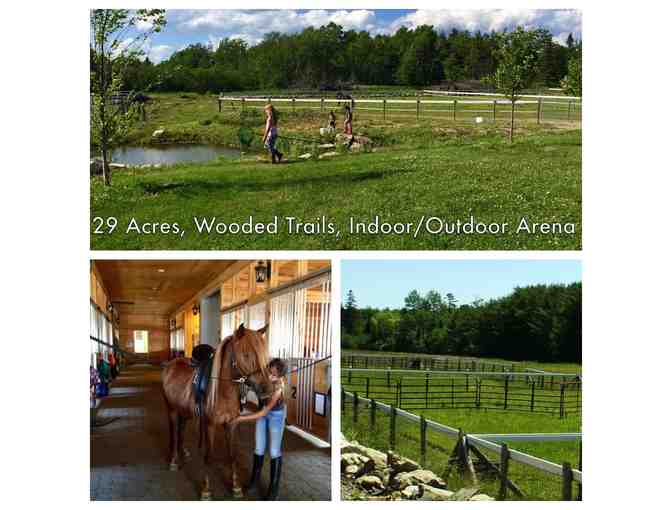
[90,364,331,501]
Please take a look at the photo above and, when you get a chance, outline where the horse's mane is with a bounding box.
[206,325,270,416]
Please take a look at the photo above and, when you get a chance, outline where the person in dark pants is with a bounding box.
[262,104,283,164]
[232,358,288,500]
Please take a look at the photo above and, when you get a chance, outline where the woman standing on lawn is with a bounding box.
[343,103,353,136]
[262,104,283,164]
[233,358,288,500]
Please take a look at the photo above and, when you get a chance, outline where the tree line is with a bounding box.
[106,23,581,93]
[342,282,581,363]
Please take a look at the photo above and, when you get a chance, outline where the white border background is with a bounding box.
[2,1,671,508]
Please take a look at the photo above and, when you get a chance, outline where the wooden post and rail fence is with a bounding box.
[342,388,582,501]
[217,94,581,123]
[342,368,581,418]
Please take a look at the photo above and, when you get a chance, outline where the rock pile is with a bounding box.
[90,158,128,175]
[335,133,373,152]
[341,436,494,501]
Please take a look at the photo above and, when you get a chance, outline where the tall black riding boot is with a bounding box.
[265,456,283,501]
[245,454,264,496]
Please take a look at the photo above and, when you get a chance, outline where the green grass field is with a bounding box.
[342,349,582,374]
[342,392,581,501]
[91,92,581,250]
[341,350,582,500]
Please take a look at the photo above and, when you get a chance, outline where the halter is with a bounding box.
[210,335,266,393]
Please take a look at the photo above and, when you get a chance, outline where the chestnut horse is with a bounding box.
[161,324,271,499]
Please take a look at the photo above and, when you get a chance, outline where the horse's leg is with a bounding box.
[200,422,217,501]
[178,416,190,460]
[228,424,243,499]
[204,421,216,465]
[168,410,180,471]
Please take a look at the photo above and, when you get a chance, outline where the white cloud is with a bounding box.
[388,9,581,39]
[148,44,174,63]
[137,9,580,59]
[174,9,378,45]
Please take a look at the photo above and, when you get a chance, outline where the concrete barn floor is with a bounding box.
[90,364,331,501]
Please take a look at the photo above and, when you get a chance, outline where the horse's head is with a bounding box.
[231,323,271,390]
[207,323,271,415]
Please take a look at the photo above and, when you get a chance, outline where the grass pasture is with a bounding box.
[340,350,582,500]
[91,92,581,251]
[342,390,581,501]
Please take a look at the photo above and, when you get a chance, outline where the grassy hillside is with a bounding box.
[91,93,581,250]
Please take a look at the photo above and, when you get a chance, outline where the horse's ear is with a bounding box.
[257,324,268,336]
[235,323,246,338]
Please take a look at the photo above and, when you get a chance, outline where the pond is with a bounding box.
[109,144,240,166]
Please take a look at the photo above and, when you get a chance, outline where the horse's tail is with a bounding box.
[199,414,207,450]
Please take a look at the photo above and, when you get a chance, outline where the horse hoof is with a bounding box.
[233,487,243,499]
[169,462,179,471]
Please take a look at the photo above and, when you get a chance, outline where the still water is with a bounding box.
[110,144,239,166]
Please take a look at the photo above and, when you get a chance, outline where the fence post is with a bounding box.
[370,398,376,427]
[466,373,469,392]
[353,392,359,424]
[348,369,352,384]
[550,375,554,390]
[420,415,427,467]
[390,406,397,451]
[387,368,391,388]
[453,99,457,121]
[425,372,430,407]
[397,380,403,408]
[292,97,295,113]
[578,441,583,500]
[218,98,222,113]
[475,379,480,408]
[416,99,420,120]
[365,357,368,369]
[530,380,535,412]
[451,378,455,407]
[559,383,566,418]
[241,97,245,112]
[537,98,542,124]
[504,376,509,409]
[567,101,572,120]
[492,100,497,121]
[562,462,573,500]
[383,99,386,121]
[321,97,324,112]
[498,444,510,500]
[365,377,370,399]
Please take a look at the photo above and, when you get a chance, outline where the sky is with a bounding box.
[128,9,582,63]
[341,260,582,309]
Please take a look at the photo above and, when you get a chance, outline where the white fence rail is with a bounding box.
[343,390,582,484]
[423,89,582,101]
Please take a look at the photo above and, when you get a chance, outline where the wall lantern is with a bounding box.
[255,260,272,283]
[107,302,114,314]
[192,304,200,316]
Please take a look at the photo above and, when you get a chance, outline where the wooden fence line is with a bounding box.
[217,95,581,122]
[423,89,582,101]
[343,389,582,500]
[343,368,581,378]
[343,371,581,418]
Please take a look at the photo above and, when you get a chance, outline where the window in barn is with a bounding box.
[134,330,149,353]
